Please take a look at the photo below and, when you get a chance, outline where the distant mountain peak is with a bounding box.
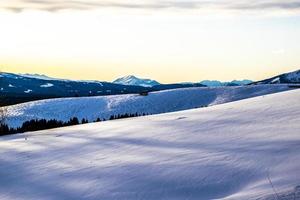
[123,75,137,79]
[19,73,57,80]
[113,75,160,87]
[200,79,253,87]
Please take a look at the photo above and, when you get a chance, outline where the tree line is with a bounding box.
[0,112,150,136]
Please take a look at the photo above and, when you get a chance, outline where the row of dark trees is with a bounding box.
[0,117,81,136]
[0,112,150,136]
[109,112,148,120]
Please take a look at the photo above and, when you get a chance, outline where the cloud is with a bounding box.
[272,49,286,54]
[1,0,300,13]
[230,1,300,10]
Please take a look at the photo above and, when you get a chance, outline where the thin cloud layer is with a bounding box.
[1,0,300,12]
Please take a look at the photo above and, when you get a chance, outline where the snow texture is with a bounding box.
[0,89,300,200]
[5,85,291,128]
[40,83,54,88]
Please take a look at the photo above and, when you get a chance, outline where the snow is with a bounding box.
[5,73,104,85]
[271,77,280,83]
[285,70,300,83]
[0,89,300,200]
[113,75,160,87]
[20,73,58,81]
[40,83,54,88]
[80,80,103,86]
[24,89,33,93]
[5,85,292,128]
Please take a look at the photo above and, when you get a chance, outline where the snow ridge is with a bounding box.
[5,84,291,128]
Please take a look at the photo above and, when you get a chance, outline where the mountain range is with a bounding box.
[114,69,300,87]
[0,69,299,106]
[113,75,253,87]
[199,79,253,87]
[0,73,204,106]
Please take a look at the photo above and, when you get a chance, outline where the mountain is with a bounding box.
[113,75,160,87]
[231,79,253,85]
[200,79,253,87]
[252,69,300,85]
[1,89,300,200]
[0,72,205,106]
[113,75,253,88]
[5,84,291,128]
[19,73,61,81]
[0,72,146,106]
[151,83,205,90]
[199,80,223,87]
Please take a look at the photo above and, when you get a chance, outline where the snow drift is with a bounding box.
[0,89,300,200]
[5,84,291,128]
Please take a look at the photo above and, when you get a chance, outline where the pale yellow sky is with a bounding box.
[0,1,300,83]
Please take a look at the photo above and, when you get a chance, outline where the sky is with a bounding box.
[0,0,300,83]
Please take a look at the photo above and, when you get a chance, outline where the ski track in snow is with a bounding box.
[5,85,292,128]
[0,89,300,200]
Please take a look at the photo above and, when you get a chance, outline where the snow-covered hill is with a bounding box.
[113,75,160,87]
[5,85,292,128]
[1,89,300,200]
[253,69,300,84]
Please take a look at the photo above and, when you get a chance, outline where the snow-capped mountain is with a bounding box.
[0,72,205,106]
[1,89,300,200]
[252,69,300,84]
[113,75,160,87]
[0,72,146,106]
[200,79,252,87]
[19,73,61,81]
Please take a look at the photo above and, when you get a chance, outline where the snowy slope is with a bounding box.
[113,75,160,87]
[5,84,291,128]
[1,89,300,200]
[253,69,300,84]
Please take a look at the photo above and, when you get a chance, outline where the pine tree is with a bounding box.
[95,118,101,122]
